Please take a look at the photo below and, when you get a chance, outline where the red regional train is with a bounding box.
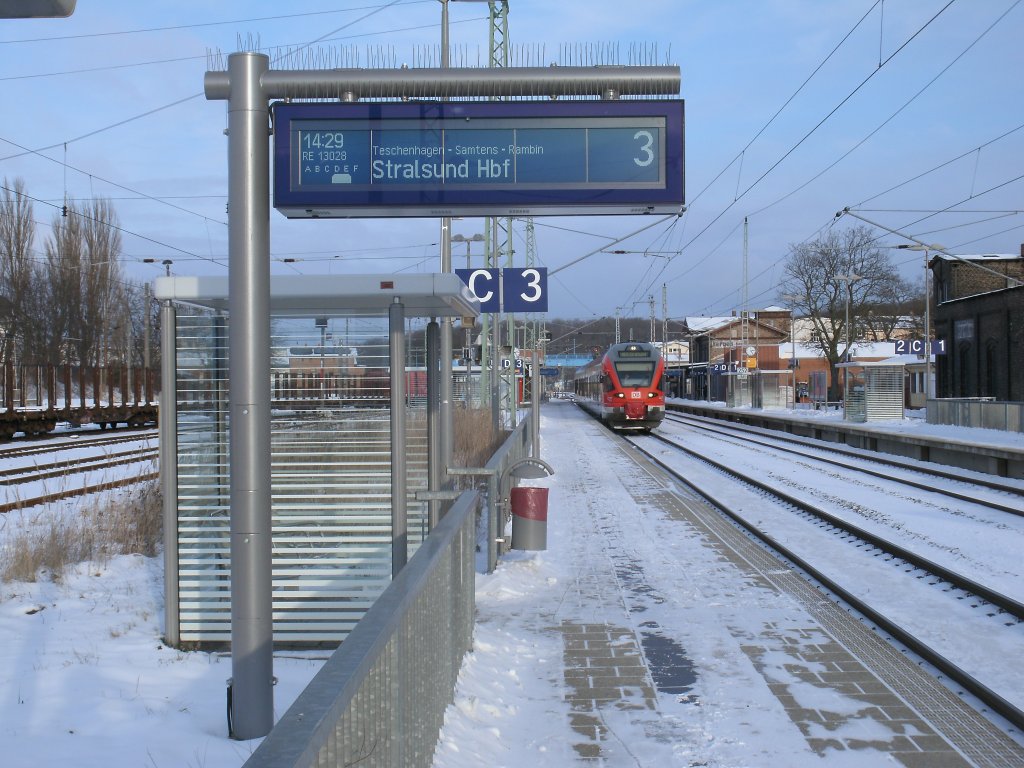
[572,342,665,432]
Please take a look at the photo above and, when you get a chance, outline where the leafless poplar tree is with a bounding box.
[0,178,41,363]
[44,198,127,367]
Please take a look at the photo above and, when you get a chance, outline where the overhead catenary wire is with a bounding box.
[665,0,1021,319]
[0,18,473,83]
[1,0,407,164]
[675,0,957,263]
[0,131,227,225]
[0,0,416,281]
[0,2,431,45]
[746,0,1023,221]
[855,121,1024,208]
[685,0,883,213]
[0,182,225,268]
[548,214,681,277]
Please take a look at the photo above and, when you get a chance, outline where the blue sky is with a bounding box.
[1,0,1021,320]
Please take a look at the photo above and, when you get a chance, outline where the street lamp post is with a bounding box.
[837,273,862,409]
[782,294,800,409]
[897,243,943,401]
[452,233,485,405]
[452,232,486,270]
[790,310,797,407]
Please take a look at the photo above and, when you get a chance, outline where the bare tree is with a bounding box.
[43,198,126,367]
[121,279,159,371]
[861,274,921,342]
[81,198,128,367]
[0,178,41,363]
[778,225,904,400]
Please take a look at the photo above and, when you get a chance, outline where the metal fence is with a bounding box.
[447,413,533,572]
[927,398,1024,433]
[238,413,536,767]
[242,489,478,768]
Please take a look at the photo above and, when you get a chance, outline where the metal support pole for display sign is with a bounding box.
[390,299,408,576]
[490,225,501,430]
[440,229,454,483]
[897,243,942,401]
[159,300,179,647]
[531,348,541,457]
[204,51,679,741]
[225,52,273,741]
[791,311,797,407]
[439,1,454,477]
[838,273,861,412]
[426,319,441,529]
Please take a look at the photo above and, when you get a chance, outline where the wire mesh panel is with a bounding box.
[174,311,429,645]
[864,366,904,421]
[241,491,478,768]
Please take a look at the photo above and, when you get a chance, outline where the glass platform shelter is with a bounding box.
[155,274,478,647]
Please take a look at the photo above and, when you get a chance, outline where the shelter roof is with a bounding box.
[153,274,479,318]
[933,253,1020,262]
[684,316,735,333]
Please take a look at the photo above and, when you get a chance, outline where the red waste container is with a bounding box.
[510,486,549,550]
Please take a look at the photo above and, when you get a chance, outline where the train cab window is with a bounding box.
[614,361,655,387]
[601,373,614,392]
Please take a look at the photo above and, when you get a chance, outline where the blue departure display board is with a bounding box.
[273,101,684,218]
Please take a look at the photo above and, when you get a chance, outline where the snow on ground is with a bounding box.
[0,554,322,768]
[0,405,1022,766]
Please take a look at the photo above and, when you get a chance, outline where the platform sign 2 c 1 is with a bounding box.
[894,339,947,355]
[455,267,547,313]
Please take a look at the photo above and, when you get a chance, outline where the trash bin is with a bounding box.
[510,486,549,551]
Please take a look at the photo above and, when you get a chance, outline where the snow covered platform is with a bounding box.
[432,400,1024,767]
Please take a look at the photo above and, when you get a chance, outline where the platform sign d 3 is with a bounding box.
[455,267,548,313]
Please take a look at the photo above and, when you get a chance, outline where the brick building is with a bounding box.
[681,310,790,399]
[931,247,1024,400]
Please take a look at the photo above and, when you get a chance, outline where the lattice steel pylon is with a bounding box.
[524,216,539,350]
[488,0,508,68]
[487,0,517,427]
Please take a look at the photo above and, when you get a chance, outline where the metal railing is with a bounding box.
[241,489,477,768]
[450,414,532,573]
[927,397,1024,433]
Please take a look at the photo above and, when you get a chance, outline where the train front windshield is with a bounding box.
[614,361,655,387]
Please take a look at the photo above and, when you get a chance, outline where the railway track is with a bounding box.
[664,411,1024,515]
[0,428,158,461]
[616,419,1024,734]
[0,431,158,513]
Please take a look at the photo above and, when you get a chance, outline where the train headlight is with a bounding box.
[615,392,625,399]
[647,391,658,398]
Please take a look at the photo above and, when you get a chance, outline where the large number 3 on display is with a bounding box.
[519,268,543,303]
[633,130,654,167]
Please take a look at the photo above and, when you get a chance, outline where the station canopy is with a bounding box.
[153,273,479,319]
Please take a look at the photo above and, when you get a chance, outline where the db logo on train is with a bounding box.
[630,391,642,399]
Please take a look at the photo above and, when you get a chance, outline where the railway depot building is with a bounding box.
[681,310,790,403]
[680,309,908,408]
[931,247,1024,401]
